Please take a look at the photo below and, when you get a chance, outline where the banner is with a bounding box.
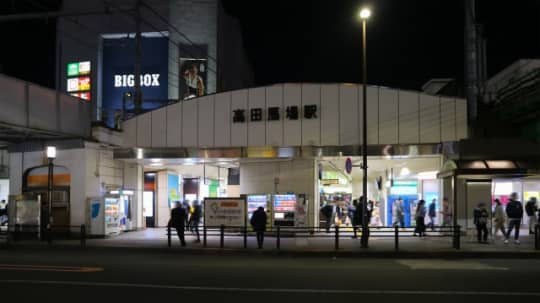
[204,198,246,227]
[179,58,207,100]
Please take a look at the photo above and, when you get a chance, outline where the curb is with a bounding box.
[2,243,540,259]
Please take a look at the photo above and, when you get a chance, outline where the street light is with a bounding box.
[46,146,56,239]
[359,7,371,248]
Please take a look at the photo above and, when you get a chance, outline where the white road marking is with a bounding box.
[0,264,104,273]
[2,279,539,296]
[396,260,508,271]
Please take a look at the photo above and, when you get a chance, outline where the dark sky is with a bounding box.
[1,0,540,91]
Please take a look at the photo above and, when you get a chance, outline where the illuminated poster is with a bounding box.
[179,44,208,100]
[273,194,297,212]
[66,60,91,101]
[167,174,179,208]
[67,78,79,92]
[247,195,268,219]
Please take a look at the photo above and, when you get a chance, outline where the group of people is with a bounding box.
[167,200,202,247]
[319,197,375,237]
[394,197,453,236]
[476,193,540,244]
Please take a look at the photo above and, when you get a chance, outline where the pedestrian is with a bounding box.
[350,200,359,238]
[355,197,370,239]
[0,199,7,226]
[190,200,202,242]
[168,202,187,247]
[505,192,524,245]
[320,203,334,233]
[392,197,405,227]
[440,197,453,230]
[525,197,538,235]
[250,206,267,249]
[473,202,489,243]
[347,200,356,227]
[428,199,437,231]
[413,200,427,237]
[182,200,191,230]
[493,199,506,238]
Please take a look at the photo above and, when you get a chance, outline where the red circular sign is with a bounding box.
[345,157,352,174]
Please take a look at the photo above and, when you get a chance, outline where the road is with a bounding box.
[0,248,539,302]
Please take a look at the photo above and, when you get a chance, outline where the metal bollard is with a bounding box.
[203,225,207,247]
[220,225,225,248]
[276,225,281,250]
[335,226,339,250]
[534,224,540,250]
[454,225,461,250]
[80,225,86,248]
[243,226,247,249]
[47,225,52,245]
[394,225,399,251]
[167,225,171,248]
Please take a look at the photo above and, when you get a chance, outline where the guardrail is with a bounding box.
[167,224,462,251]
[1,224,87,248]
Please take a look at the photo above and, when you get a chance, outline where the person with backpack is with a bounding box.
[428,199,437,231]
[250,206,267,249]
[525,197,538,235]
[473,202,489,243]
[505,192,524,244]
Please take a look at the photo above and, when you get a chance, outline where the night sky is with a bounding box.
[1,0,540,92]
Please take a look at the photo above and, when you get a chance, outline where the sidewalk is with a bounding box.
[3,227,539,258]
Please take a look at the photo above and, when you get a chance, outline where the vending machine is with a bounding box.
[273,194,297,226]
[246,194,272,230]
[88,195,123,236]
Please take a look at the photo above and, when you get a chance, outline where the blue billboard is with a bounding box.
[101,35,169,126]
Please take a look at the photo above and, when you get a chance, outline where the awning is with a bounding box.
[437,159,540,179]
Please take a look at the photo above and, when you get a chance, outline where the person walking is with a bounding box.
[413,200,427,237]
[393,197,405,227]
[320,203,334,233]
[351,200,360,238]
[505,192,524,244]
[428,199,437,231]
[493,199,506,239]
[250,206,267,249]
[525,197,538,235]
[190,200,202,242]
[168,202,187,247]
[473,202,489,243]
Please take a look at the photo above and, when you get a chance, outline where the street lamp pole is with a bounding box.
[46,146,56,238]
[359,8,371,248]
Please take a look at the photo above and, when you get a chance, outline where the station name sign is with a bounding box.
[114,74,160,88]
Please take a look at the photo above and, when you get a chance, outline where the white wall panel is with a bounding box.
[123,119,136,147]
[398,91,419,144]
[248,87,266,146]
[231,89,248,146]
[166,102,182,147]
[197,95,215,147]
[456,99,468,139]
[441,97,456,142]
[28,85,57,131]
[265,85,283,146]
[283,84,301,146]
[0,75,26,126]
[151,107,167,147]
[136,113,152,147]
[419,94,441,143]
[302,84,321,146]
[214,92,231,147]
[366,86,379,144]
[182,100,198,147]
[339,85,359,145]
[320,84,339,146]
[378,88,399,144]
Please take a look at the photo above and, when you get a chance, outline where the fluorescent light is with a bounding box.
[400,167,410,177]
[150,158,161,163]
[149,163,162,167]
[417,171,439,180]
[136,148,143,159]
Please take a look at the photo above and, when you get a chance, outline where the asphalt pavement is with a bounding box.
[0,248,539,302]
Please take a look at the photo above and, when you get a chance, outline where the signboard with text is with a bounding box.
[204,198,246,227]
[66,60,91,101]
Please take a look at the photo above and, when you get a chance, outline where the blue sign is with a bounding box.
[102,35,169,126]
[345,158,352,174]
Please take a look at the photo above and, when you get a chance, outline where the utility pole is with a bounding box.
[134,0,143,114]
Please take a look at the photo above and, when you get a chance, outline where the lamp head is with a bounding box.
[359,8,371,20]
[46,146,56,159]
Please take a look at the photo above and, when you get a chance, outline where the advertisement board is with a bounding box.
[204,198,246,227]
[101,35,169,126]
[66,61,91,102]
[167,174,179,208]
[179,58,207,100]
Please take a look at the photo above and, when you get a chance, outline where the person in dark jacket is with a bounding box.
[413,200,427,237]
[320,203,334,233]
[190,200,202,242]
[428,199,437,231]
[355,197,370,239]
[505,192,524,244]
[525,197,538,235]
[250,207,267,249]
[473,202,489,243]
[168,202,187,247]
